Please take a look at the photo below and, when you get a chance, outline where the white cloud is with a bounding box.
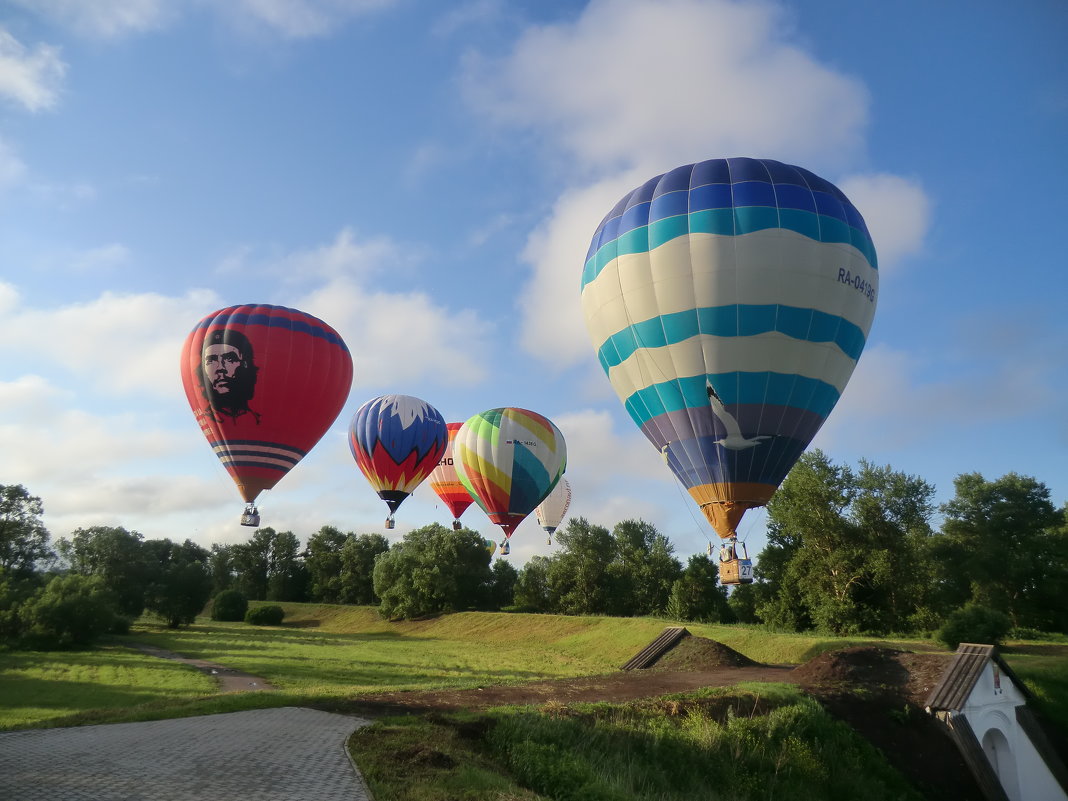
[220,227,410,283]
[517,174,646,367]
[298,277,491,387]
[29,180,97,208]
[432,0,506,38]
[815,327,1064,456]
[0,29,65,112]
[838,173,931,270]
[0,137,28,191]
[70,244,132,273]
[16,0,397,42]
[468,212,517,248]
[215,228,496,388]
[0,287,219,398]
[13,0,173,39]
[465,0,869,176]
[465,0,882,370]
[554,407,668,488]
[216,0,399,40]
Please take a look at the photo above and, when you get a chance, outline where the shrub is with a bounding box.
[210,589,248,622]
[936,603,1012,650]
[18,574,120,649]
[245,605,284,626]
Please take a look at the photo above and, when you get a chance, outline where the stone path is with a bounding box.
[0,707,373,800]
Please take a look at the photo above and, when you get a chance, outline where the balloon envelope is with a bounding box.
[180,304,353,503]
[348,395,448,515]
[534,476,572,536]
[454,408,567,539]
[428,422,476,522]
[581,157,878,538]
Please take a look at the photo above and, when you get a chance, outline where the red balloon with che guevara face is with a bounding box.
[180,304,353,503]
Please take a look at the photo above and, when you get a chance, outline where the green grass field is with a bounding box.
[1,603,1064,734]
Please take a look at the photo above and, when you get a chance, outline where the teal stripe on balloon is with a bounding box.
[581,210,877,290]
[510,441,551,515]
[596,304,866,370]
[621,372,840,426]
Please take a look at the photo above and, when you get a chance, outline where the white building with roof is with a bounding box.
[925,643,1068,801]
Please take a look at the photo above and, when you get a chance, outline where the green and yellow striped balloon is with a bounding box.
[454,407,567,543]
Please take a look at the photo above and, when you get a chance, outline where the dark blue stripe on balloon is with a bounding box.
[216,449,300,465]
[660,432,810,489]
[639,404,825,450]
[223,460,290,473]
[583,158,875,270]
[195,306,349,351]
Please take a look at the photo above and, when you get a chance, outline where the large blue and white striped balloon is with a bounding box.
[581,158,878,539]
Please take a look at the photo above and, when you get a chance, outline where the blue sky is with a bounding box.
[0,0,1065,565]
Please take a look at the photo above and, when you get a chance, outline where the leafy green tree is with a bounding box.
[266,529,307,602]
[19,574,120,648]
[230,528,307,602]
[726,581,763,624]
[513,555,551,612]
[208,544,235,596]
[230,529,271,600]
[488,557,519,610]
[934,473,1066,631]
[546,518,616,615]
[0,485,53,577]
[142,539,213,628]
[339,533,390,605]
[58,526,149,617]
[665,554,730,622]
[373,524,492,620]
[305,525,348,603]
[0,571,45,643]
[609,520,682,616]
[756,451,936,635]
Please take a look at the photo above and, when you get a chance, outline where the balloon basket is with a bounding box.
[385,516,395,530]
[718,540,753,585]
[240,504,260,527]
[452,520,462,531]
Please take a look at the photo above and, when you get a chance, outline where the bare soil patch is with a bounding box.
[792,645,981,801]
[128,642,275,693]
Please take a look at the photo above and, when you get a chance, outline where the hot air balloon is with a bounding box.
[534,476,572,545]
[453,408,567,555]
[349,395,448,529]
[180,304,353,526]
[428,422,476,530]
[581,157,878,584]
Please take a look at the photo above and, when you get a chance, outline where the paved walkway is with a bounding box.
[0,707,374,800]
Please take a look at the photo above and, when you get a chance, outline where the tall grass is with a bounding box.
[350,685,923,801]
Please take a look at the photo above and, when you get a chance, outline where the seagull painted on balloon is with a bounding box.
[706,380,770,450]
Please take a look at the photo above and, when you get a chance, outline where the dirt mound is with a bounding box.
[793,645,909,688]
[793,645,952,706]
[794,646,982,801]
[648,635,759,671]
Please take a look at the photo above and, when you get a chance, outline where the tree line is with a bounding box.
[1,451,1066,648]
